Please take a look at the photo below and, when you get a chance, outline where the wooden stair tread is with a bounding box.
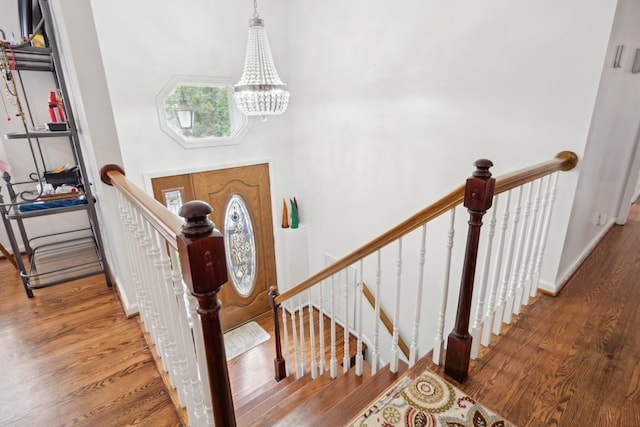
[236,374,314,424]
[239,359,413,426]
[321,363,409,424]
[254,368,370,426]
[234,372,299,412]
[238,370,347,426]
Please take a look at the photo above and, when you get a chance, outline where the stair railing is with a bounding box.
[269,151,578,383]
[361,283,410,359]
[100,165,235,427]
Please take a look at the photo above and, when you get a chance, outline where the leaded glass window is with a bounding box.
[223,194,257,297]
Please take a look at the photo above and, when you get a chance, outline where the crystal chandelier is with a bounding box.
[234,0,289,119]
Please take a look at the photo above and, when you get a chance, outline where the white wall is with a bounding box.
[47,0,137,310]
[85,0,294,311]
[52,0,620,320]
[88,0,292,187]
[558,0,640,291]
[286,0,617,290]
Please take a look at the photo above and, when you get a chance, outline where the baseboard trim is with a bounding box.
[537,279,558,296]
[112,275,139,318]
[551,219,616,295]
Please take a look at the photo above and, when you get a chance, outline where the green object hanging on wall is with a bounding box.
[290,198,299,229]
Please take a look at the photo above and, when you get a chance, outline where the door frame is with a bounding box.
[615,121,640,224]
[142,158,276,195]
[143,158,282,322]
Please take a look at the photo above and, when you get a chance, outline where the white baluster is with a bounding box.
[145,219,170,366]
[134,211,160,347]
[141,216,162,352]
[409,224,427,367]
[533,172,559,292]
[433,208,456,365]
[145,221,172,375]
[308,292,317,379]
[282,306,291,376]
[330,275,338,378]
[343,269,351,373]
[522,178,546,306]
[152,228,180,399]
[119,196,146,331]
[298,295,306,375]
[512,182,535,316]
[290,305,301,378]
[471,195,499,359]
[482,191,511,345]
[169,250,199,418]
[371,251,382,375]
[318,281,326,375]
[124,200,150,333]
[390,238,402,373]
[185,292,209,425]
[500,186,525,327]
[355,260,364,376]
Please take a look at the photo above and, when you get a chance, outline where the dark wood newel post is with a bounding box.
[445,159,495,383]
[269,286,287,381]
[177,201,236,427]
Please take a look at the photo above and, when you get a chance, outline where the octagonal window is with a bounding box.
[157,76,249,149]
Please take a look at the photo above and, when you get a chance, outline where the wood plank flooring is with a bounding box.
[1,200,639,425]
[228,308,361,413]
[0,265,180,426]
[0,257,360,426]
[428,201,640,426]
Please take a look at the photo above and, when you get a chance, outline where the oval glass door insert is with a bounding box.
[223,194,257,297]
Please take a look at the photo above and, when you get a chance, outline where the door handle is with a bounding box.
[632,48,640,74]
[613,44,624,68]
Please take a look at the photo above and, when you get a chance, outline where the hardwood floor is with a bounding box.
[0,257,360,426]
[428,201,640,426]
[1,201,639,426]
[0,263,180,426]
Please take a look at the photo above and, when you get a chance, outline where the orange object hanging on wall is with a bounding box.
[281,198,289,228]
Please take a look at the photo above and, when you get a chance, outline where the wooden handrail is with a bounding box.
[275,184,466,304]
[362,283,410,359]
[100,164,183,249]
[100,164,236,426]
[274,151,577,306]
[494,151,578,195]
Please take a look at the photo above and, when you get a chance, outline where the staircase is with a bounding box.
[235,357,413,426]
[100,152,578,426]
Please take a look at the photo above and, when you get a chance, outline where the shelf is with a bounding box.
[5,199,90,219]
[5,130,72,140]
[0,0,112,297]
[9,46,52,55]
[23,235,105,290]
[8,46,54,72]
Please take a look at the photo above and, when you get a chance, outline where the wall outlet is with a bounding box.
[595,211,608,226]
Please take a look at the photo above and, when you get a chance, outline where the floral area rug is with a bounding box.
[349,370,514,427]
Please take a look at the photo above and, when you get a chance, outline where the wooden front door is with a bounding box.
[151,163,277,332]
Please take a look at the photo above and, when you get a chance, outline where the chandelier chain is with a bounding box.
[253,0,259,18]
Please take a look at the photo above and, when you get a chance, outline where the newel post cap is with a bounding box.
[464,159,496,211]
[177,200,228,294]
[179,200,215,237]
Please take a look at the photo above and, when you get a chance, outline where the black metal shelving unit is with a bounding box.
[0,0,111,297]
